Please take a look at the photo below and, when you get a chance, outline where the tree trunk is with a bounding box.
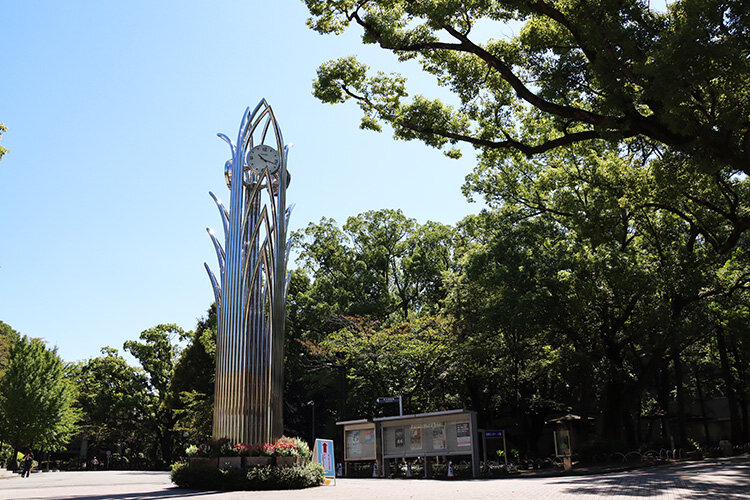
[731,344,749,443]
[672,351,688,448]
[658,368,671,443]
[693,364,711,445]
[602,380,633,444]
[716,324,742,443]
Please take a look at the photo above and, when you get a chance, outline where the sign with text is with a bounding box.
[313,439,336,481]
[485,430,504,439]
[377,396,400,403]
[456,423,471,447]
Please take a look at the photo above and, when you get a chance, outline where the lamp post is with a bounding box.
[307,400,316,442]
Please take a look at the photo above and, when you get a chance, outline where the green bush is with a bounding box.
[246,462,324,489]
[170,461,324,490]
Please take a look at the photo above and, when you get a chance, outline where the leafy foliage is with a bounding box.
[0,123,7,161]
[0,336,79,467]
[172,305,216,444]
[0,320,20,377]
[306,0,750,252]
[170,461,324,490]
[124,324,184,467]
[69,347,151,463]
[319,316,459,417]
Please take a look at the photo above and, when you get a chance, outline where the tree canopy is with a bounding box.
[124,324,184,467]
[0,335,79,467]
[69,347,152,467]
[306,0,750,253]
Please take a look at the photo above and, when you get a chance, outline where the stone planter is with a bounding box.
[218,456,242,470]
[275,456,305,468]
[244,456,273,468]
[188,457,218,470]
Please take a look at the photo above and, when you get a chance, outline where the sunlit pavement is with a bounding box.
[0,456,748,499]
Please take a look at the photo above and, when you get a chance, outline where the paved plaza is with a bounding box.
[0,456,748,500]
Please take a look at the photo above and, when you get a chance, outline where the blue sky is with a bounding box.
[0,1,485,362]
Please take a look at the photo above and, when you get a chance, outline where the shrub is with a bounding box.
[170,461,324,490]
[246,462,324,490]
[171,462,223,489]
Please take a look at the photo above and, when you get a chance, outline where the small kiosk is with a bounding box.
[336,419,381,477]
[546,413,593,471]
[375,409,480,478]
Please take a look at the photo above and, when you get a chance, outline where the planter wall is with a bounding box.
[244,457,273,468]
[275,456,306,468]
[218,457,242,470]
[189,457,218,469]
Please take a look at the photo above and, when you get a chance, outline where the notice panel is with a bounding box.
[345,428,376,460]
[456,423,471,447]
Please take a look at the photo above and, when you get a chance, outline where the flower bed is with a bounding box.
[185,436,311,462]
[171,461,324,490]
[175,436,321,490]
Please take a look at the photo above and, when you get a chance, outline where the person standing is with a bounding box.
[21,449,33,478]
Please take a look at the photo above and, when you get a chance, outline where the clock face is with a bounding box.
[247,144,280,175]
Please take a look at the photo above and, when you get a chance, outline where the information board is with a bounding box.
[345,428,376,460]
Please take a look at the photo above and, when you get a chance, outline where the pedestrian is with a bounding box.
[21,449,33,478]
[91,456,99,470]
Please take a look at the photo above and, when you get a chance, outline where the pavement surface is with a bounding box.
[0,456,748,499]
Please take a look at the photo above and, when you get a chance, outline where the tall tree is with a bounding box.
[171,306,216,445]
[70,347,152,466]
[124,324,183,468]
[318,315,460,419]
[285,210,454,439]
[293,209,454,329]
[452,139,749,446]
[0,336,79,469]
[0,320,20,377]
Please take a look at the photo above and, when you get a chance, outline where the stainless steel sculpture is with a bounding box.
[205,100,292,444]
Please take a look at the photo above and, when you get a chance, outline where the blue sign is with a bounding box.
[377,396,400,403]
[485,430,504,439]
[313,439,335,478]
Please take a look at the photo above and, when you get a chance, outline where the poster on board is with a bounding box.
[410,427,422,449]
[346,430,362,457]
[395,428,405,447]
[456,422,471,447]
[432,424,446,450]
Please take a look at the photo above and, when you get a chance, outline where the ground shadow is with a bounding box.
[50,488,218,500]
[555,457,750,499]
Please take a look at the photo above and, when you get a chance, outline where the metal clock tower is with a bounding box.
[205,100,292,444]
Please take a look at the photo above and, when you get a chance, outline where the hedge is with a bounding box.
[170,461,324,490]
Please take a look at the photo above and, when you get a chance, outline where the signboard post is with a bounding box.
[313,439,336,485]
[553,429,572,471]
[377,396,403,416]
[483,430,507,465]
